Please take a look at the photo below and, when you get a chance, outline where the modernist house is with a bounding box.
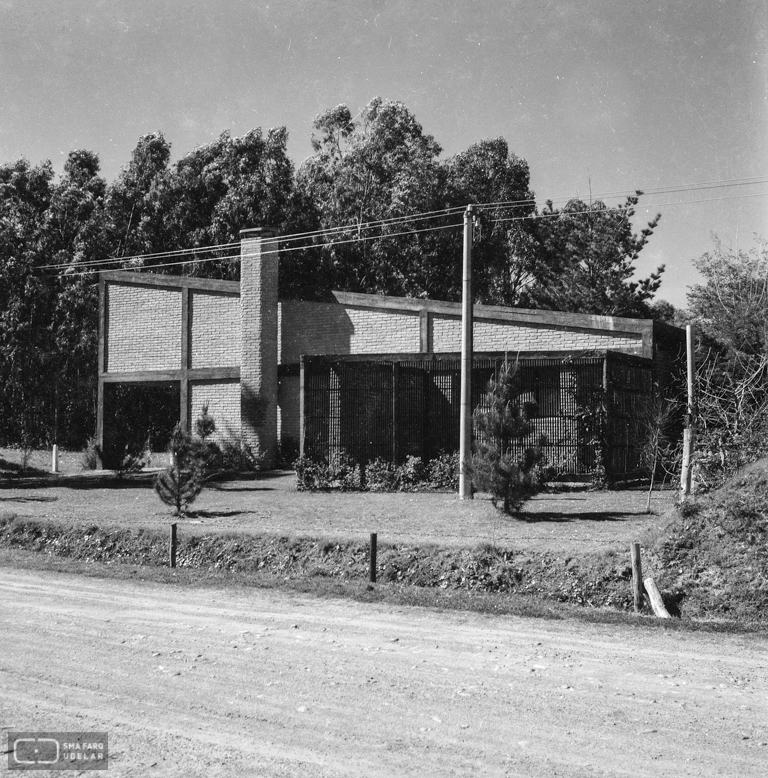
[97,228,685,478]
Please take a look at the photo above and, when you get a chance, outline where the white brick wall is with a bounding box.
[191,291,240,368]
[107,285,181,372]
[190,381,240,444]
[431,315,642,353]
[280,301,421,362]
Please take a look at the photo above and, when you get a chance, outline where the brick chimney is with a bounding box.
[240,227,278,468]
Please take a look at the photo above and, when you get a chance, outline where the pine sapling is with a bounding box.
[154,423,205,515]
[468,357,548,513]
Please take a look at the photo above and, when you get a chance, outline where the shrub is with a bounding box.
[80,436,100,471]
[154,424,205,515]
[396,456,426,491]
[365,458,398,491]
[276,437,300,469]
[107,439,147,479]
[295,451,460,493]
[295,451,361,491]
[425,451,460,490]
[205,437,263,475]
[468,357,548,513]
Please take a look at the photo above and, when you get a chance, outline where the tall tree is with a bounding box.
[687,237,768,485]
[0,158,55,447]
[524,194,664,318]
[162,128,296,280]
[0,151,107,447]
[443,138,537,305]
[296,98,452,299]
[105,131,172,263]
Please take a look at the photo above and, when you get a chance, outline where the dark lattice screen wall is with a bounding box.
[301,351,657,480]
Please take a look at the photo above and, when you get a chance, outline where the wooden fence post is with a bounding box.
[169,523,177,569]
[631,542,643,613]
[369,533,377,584]
[643,577,671,618]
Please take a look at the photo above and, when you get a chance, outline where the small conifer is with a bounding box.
[154,423,205,515]
[469,357,548,513]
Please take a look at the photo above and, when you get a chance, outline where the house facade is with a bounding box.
[97,228,685,471]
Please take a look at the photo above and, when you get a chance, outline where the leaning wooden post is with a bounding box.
[169,523,177,569]
[369,533,377,584]
[631,542,644,613]
[643,577,671,618]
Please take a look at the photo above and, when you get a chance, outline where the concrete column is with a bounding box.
[240,227,279,468]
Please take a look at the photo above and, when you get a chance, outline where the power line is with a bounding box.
[59,219,466,276]
[485,175,768,210]
[490,190,768,224]
[36,239,241,271]
[39,178,768,274]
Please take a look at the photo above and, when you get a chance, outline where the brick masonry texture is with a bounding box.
[431,315,642,354]
[240,236,279,465]
[279,301,421,362]
[190,381,240,444]
[191,291,240,368]
[107,285,181,372]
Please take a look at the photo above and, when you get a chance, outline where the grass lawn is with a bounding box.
[0,449,676,553]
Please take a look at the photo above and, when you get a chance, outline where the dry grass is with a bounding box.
[0,463,675,553]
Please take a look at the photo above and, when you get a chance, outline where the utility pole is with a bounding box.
[680,324,695,500]
[459,205,475,500]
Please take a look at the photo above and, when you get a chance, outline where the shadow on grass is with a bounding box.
[0,457,49,477]
[517,511,638,524]
[187,510,255,519]
[0,472,157,490]
[208,484,275,493]
[0,494,59,503]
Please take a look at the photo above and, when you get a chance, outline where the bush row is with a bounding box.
[294,452,460,492]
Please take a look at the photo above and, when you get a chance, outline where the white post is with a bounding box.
[680,324,695,499]
[51,444,59,474]
[459,205,475,500]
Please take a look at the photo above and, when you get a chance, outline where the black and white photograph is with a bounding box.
[1,1,766,775]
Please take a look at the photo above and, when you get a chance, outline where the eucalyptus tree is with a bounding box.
[523,194,664,318]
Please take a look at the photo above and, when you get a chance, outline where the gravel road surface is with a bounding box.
[1,567,766,776]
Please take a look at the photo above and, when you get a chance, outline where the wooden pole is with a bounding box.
[369,533,377,584]
[51,445,59,474]
[459,205,475,500]
[680,324,695,500]
[631,542,644,613]
[169,523,177,569]
[643,577,671,618]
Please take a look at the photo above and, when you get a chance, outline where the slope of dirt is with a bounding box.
[1,567,766,777]
[648,459,768,623]
[0,515,645,614]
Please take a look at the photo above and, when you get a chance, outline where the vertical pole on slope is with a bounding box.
[680,324,695,501]
[51,445,59,474]
[459,205,475,500]
[369,533,377,584]
[631,542,644,613]
[169,523,177,569]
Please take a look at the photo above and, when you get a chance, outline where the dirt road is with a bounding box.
[1,568,766,777]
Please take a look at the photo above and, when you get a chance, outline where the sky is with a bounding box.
[1,0,766,309]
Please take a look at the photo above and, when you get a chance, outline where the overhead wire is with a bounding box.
[59,219,466,276]
[38,176,768,274]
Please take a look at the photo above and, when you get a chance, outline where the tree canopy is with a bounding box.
[686,237,768,487]
[0,96,669,448]
[523,194,664,318]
